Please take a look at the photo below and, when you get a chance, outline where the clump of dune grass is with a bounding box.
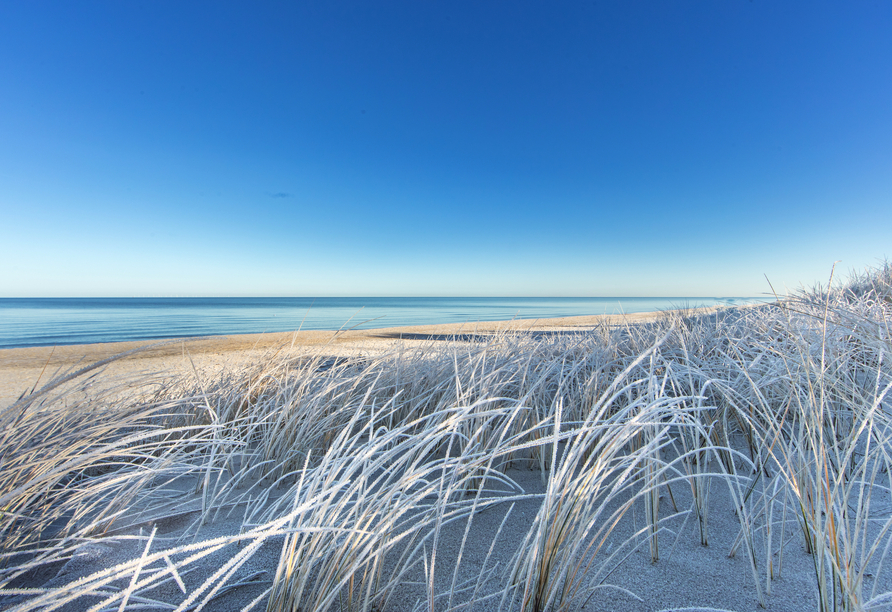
[1,262,891,612]
[713,266,892,612]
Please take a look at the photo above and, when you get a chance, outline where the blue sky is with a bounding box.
[1,1,889,297]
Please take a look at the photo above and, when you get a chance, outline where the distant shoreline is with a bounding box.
[0,306,764,407]
[0,305,759,366]
[0,296,764,350]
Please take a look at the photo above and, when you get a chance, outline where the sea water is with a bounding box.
[0,296,761,349]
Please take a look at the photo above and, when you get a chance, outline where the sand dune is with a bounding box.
[2,294,888,612]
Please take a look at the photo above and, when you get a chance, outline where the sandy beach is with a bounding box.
[0,310,688,410]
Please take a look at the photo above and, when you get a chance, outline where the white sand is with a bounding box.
[21,462,827,611]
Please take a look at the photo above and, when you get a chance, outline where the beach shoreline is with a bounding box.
[0,307,736,408]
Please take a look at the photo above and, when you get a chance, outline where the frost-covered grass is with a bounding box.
[1,263,890,612]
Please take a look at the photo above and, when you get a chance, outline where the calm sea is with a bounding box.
[0,297,760,349]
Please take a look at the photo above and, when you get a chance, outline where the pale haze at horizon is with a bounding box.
[0,2,889,298]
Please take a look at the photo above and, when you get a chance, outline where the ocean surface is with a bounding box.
[0,297,761,349]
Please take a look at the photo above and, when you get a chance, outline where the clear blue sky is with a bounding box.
[1,1,889,297]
